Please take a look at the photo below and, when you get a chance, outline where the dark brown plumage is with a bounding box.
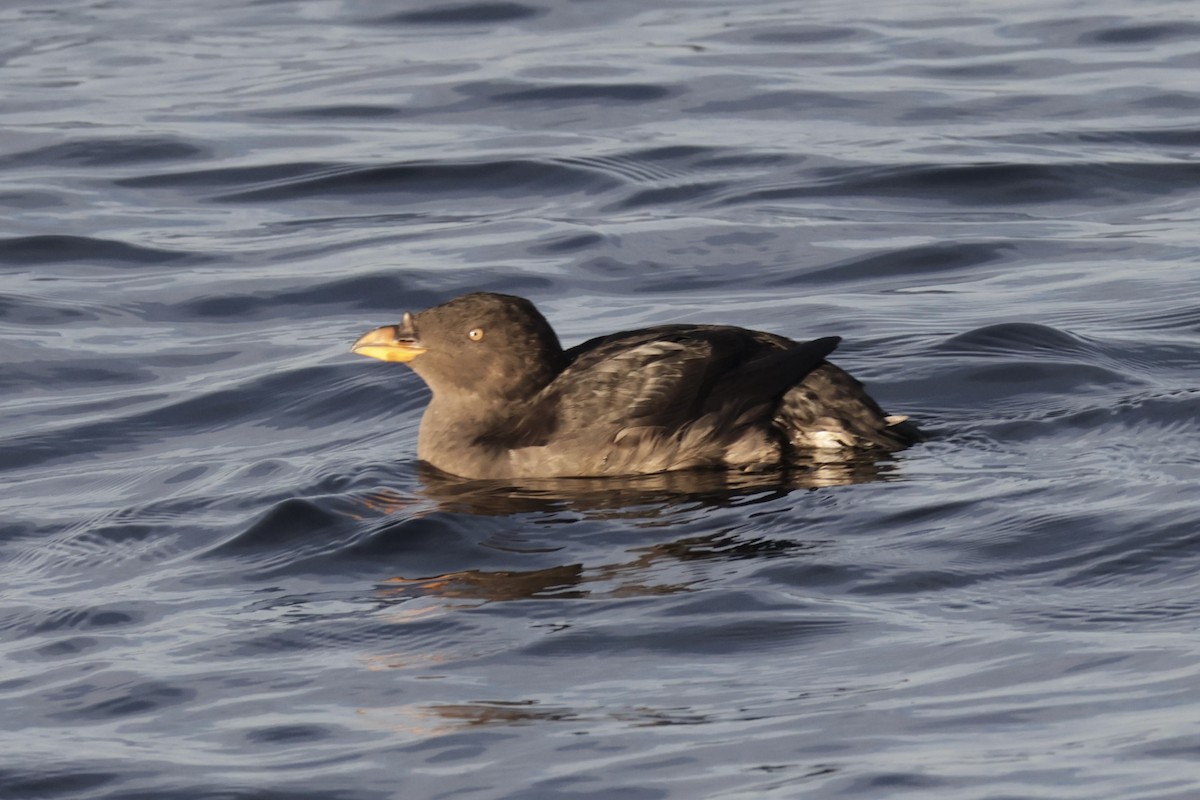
[352,292,920,479]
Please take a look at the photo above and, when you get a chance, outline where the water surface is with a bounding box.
[4,0,1200,798]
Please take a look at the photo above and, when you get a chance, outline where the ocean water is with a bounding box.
[4,0,1200,797]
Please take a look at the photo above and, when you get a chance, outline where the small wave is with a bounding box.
[0,363,409,473]
[491,82,673,104]
[374,2,544,26]
[715,161,1200,208]
[249,104,403,120]
[939,322,1097,357]
[522,616,849,658]
[115,161,334,190]
[47,675,194,722]
[0,136,204,169]
[606,181,731,212]
[0,292,103,325]
[938,322,1200,376]
[1082,20,1200,45]
[169,271,555,320]
[5,603,146,640]
[771,242,1011,287]
[0,235,207,267]
[210,158,622,203]
[997,127,1200,149]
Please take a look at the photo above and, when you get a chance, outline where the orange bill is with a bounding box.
[351,325,427,363]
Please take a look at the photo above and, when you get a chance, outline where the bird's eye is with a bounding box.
[467,328,484,342]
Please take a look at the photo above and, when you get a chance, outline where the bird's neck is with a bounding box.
[417,395,525,477]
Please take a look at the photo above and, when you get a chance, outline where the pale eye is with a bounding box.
[467,328,484,342]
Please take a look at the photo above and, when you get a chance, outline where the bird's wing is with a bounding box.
[556,338,721,428]
[513,326,840,444]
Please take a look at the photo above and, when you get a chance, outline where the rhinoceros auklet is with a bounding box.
[351,292,919,479]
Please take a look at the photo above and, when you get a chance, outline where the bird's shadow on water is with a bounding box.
[196,447,913,592]
[407,454,908,518]
[335,459,900,628]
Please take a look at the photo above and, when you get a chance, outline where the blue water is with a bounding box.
[5,0,1200,797]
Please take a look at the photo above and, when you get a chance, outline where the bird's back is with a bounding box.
[504,324,909,477]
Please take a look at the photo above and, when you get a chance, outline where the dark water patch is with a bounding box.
[1055,518,1200,590]
[1083,21,1200,45]
[338,514,500,565]
[168,271,554,320]
[718,161,1200,208]
[523,617,847,658]
[0,235,207,267]
[754,560,870,591]
[0,768,116,799]
[912,61,1023,80]
[0,364,393,473]
[0,292,100,325]
[938,323,1199,379]
[213,158,622,203]
[940,322,1098,358]
[167,284,343,324]
[771,242,1010,287]
[199,487,530,579]
[491,83,673,104]
[115,160,335,190]
[1136,735,1200,761]
[749,25,864,45]
[0,359,157,394]
[943,361,1136,401]
[850,568,981,595]
[1000,127,1200,149]
[841,772,948,794]
[0,136,204,169]
[244,724,335,744]
[31,636,104,660]
[1131,91,1200,111]
[0,190,62,209]
[627,144,721,163]
[847,163,1085,205]
[213,497,357,557]
[251,104,403,120]
[529,231,606,255]
[177,292,270,319]
[51,679,194,722]
[376,2,543,26]
[21,605,142,637]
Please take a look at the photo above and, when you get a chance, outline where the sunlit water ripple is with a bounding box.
[4,0,1200,798]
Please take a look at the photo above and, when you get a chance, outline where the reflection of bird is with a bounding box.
[352,292,920,479]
